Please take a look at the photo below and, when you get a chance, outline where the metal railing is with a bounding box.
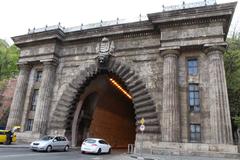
[27,15,148,34]
[27,0,216,35]
[162,0,216,11]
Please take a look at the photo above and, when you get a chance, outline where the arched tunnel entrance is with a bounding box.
[71,74,136,148]
[50,62,160,149]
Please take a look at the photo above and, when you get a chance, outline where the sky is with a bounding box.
[0,0,239,44]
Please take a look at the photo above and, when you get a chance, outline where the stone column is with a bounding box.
[6,64,31,129]
[205,44,233,144]
[161,49,180,142]
[32,61,57,134]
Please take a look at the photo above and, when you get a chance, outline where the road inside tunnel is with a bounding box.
[74,74,136,149]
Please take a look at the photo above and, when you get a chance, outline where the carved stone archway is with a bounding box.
[49,59,160,142]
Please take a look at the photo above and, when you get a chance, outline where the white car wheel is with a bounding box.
[97,148,101,155]
[64,145,69,152]
[108,148,111,154]
[46,145,52,152]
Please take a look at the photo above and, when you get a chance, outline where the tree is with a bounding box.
[224,34,240,143]
[0,39,19,128]
[0,39,19,81]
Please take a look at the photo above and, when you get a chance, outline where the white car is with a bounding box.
[81,138,111,154]
[30,135,70,152]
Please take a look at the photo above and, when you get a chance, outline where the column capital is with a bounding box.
[159,46,180,58]
[203,43,227,56]
[40,59,58,66]
[17,62,32,70]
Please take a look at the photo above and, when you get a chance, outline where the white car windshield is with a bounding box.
[40,136,54,141]
[84,139,96,144]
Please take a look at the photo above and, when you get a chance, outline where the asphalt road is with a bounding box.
[0,148,134,160]
[1,147,239,160]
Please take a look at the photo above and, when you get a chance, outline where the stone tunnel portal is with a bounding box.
[71,74,136,148]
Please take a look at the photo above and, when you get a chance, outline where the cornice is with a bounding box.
[148,2,236,24]
[12,29,65,47]
[156,16,227,29]
[12,21,156,48]
[148,2,237,40]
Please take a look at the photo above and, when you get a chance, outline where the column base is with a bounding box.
[15,132,42,144]
[134,141,239,158]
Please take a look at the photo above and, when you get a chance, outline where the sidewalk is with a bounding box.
[0,143,30,148]
[130,153,240,160]
[0,144,107,152]
[0,144,82,151]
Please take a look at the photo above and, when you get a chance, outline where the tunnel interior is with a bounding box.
[74,74,136,148]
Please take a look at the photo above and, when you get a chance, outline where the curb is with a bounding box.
[130,154,155,160]
[0,144,81,151]
[0,144,30,148]
[130,152,240,160]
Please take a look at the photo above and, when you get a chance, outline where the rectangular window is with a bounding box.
[190,124,201,142]
[31,89,39,111]
[189,84,200,112]
[26,119,34,131]
[35,71,42,82]
[188,59,198,76]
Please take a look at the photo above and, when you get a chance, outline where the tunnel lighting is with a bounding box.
[109,78,132,99]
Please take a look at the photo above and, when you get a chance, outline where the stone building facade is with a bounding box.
[7,2,239,154]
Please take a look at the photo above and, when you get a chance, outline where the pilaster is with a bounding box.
[6,63,31,129]
[160,48,180,142]
[204,43,233,144]
[32,60,57,134]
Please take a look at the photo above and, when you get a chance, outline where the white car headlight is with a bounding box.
[38,143,46,147]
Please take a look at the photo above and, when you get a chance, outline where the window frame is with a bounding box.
[189,124,201,142]
[35,70,42,82]
[187,58,198,76]
[26,119,34,131]
[30,89,39,111]
[188,83,200,113]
